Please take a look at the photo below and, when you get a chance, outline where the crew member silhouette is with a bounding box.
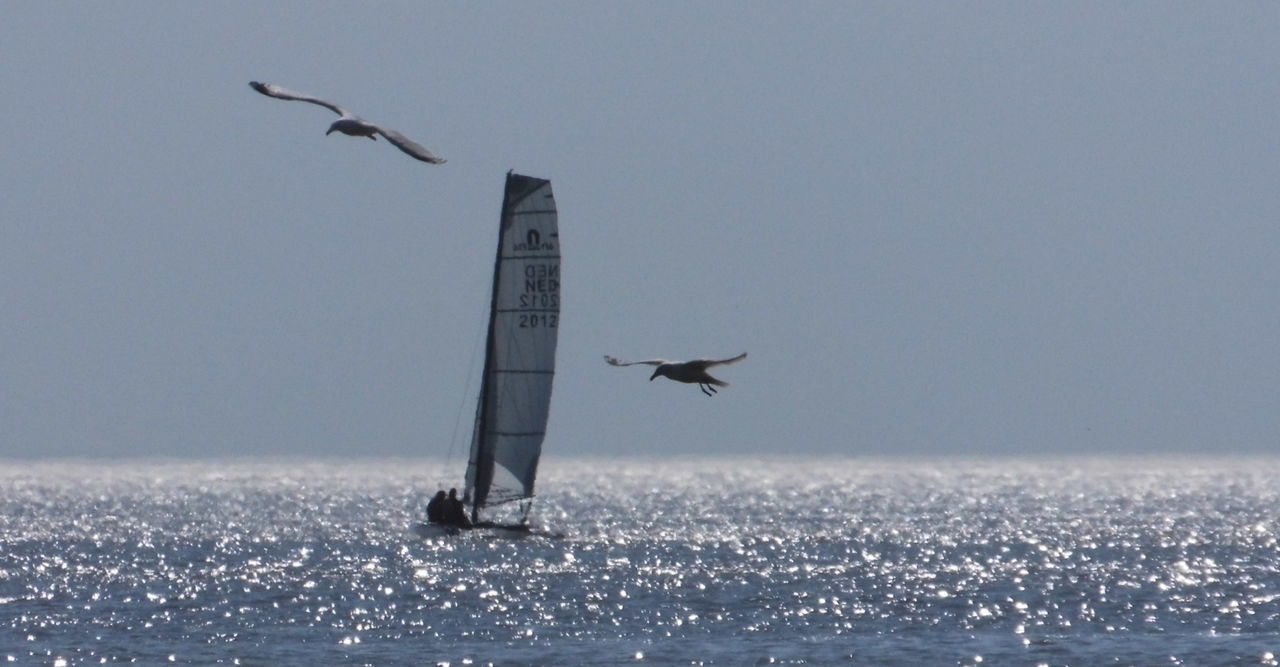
[444,488,471,528]
[426,490,447,524]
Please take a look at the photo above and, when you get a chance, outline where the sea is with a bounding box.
[2,457,1279,666]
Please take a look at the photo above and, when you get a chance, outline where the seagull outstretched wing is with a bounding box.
[699,352,748,368]
[371,125,446,164]
[605,352,747,369]
[250,81,351,117]
[604,355,666,367]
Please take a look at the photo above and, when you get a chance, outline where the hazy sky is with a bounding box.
[3,3,1277,460]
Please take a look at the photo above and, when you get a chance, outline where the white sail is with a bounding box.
[465,172,559,520]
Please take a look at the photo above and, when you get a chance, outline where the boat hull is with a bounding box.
[410,521,532,538]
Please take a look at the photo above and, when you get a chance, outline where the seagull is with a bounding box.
[249,81,446,164]
[604,352,747,396]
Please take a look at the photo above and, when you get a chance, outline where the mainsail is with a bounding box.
[464,172,559,523]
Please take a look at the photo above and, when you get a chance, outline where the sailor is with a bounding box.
[426,490,447,524]
[444,488,471,528]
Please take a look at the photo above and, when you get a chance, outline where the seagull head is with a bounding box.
[325,121,340,136]
[649,366,667,381]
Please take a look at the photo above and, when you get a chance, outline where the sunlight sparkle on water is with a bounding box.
[0,458,1278,663]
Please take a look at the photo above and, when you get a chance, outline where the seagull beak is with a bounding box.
[325,128,335,136]
[649,370,659,381]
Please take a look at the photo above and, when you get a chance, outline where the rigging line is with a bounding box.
[444,283,490,482]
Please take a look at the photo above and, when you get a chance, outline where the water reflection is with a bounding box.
[0,458,1278,663]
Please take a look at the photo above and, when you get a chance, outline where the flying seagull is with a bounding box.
[249,81,446,164]
[604,352,747,396]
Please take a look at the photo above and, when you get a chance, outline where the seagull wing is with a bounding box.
[249,81,351,117]
[692,352,748,369]
[371,125,446,164]
[604,355,665,367]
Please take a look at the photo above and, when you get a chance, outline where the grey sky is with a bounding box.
[3,3,1277,459]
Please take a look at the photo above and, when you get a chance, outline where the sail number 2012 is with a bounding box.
[518,313,558,328]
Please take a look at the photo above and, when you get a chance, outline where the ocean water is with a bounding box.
[2,457,1279,665]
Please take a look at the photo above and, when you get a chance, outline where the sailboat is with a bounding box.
[416,171,560,535]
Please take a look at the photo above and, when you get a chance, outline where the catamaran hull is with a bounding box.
[411,522,462,538]
[410,521,533,538]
